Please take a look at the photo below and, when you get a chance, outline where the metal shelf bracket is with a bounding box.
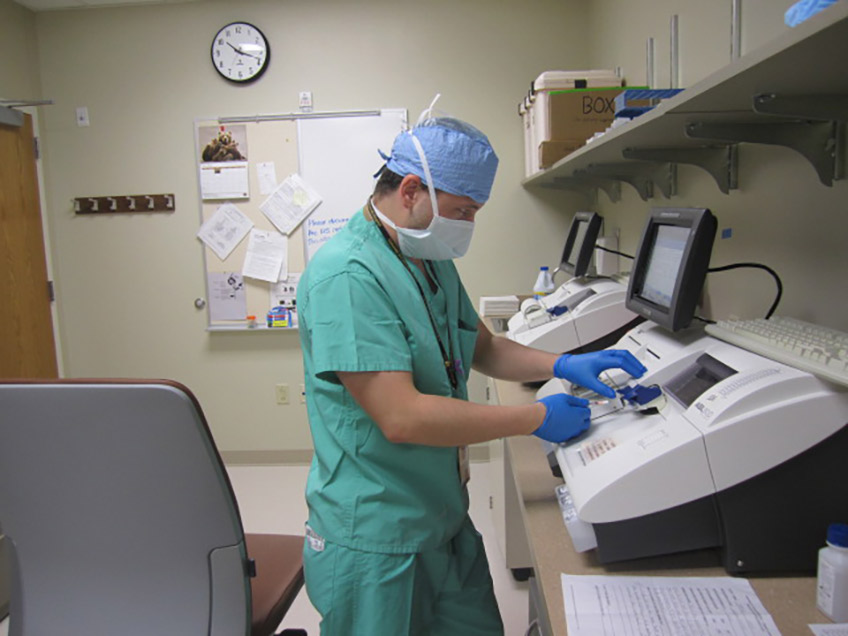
[686,120,841,186]
[753,93,848,122]
[581,162,676,201]
[552,176,622,203]
[623,145,738,194]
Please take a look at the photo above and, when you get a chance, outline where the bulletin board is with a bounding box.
[195,109,406,331]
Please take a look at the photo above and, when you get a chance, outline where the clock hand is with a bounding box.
[238,49,262,61]
[226,41,261,61]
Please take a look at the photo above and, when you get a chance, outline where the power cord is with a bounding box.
[695,262,783,324]
[594,245,634,260]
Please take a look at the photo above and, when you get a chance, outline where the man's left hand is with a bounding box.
[553,350,647,398]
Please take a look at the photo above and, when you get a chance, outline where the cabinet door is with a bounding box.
[487,378,533,571]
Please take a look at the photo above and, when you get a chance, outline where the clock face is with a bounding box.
[211,22,270,84]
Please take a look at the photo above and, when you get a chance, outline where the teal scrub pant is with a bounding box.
[303,519,504,635]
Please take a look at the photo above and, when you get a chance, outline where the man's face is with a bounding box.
[407,188,482,230]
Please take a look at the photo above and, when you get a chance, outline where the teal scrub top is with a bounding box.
[297,208,480,554]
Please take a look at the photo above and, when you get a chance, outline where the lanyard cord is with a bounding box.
[365,200,459,390]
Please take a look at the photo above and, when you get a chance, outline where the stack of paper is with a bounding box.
[479,295,520,317]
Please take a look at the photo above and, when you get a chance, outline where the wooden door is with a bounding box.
[0,113,58,378]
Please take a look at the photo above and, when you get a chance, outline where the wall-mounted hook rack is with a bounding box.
[74,193,176,215]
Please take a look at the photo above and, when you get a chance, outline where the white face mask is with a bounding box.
[373,203,475,261]
[372,132,475,261]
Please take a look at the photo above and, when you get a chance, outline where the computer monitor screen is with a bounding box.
[639,225,690,308]
[626,207,717,332]
[559,212,602,278]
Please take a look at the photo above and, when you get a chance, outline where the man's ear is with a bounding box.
[399,174,423,209]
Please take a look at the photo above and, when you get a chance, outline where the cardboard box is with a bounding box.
[543,87,627,142]
[532,69,621,93]
[538,140,584,169]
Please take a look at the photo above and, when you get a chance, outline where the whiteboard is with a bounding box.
[298,109,406,261]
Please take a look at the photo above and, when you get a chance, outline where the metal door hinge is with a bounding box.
[34,136,40,159]
[47,280,55,302]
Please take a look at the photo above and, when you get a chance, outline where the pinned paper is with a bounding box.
[196,203,253,260]
[259,173,322,235]
[257,161,278,195]
[207,272,247,321]
[242,228,288,282]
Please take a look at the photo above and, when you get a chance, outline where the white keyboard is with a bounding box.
[705,316,848,387]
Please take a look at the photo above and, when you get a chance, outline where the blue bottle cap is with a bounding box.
[540,266,549,270]
[827,523,848,547]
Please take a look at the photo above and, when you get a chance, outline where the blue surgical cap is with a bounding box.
[384,117,499,204]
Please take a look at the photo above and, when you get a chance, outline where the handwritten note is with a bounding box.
[304,216,350,260]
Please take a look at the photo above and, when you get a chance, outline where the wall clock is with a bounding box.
[211,22,270,84]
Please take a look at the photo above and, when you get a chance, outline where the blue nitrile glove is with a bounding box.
[553,350,648,399]
[534,394,591,443]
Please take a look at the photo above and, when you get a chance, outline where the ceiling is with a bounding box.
[15,0,197,11]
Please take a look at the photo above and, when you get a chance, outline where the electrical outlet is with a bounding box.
[275,383,289,405]
[299,384,306,404]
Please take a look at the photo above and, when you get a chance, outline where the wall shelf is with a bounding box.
[523,2,848,194]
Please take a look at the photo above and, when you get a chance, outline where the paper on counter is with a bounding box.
[561,574,781,636]
[242,228,288,282]
[197,203,254,260]
[810,625,848,635]
[259,173,322,235]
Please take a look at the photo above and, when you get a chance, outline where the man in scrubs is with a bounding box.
[297,108,646,635]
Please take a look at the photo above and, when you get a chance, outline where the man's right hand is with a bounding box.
[533,394,590,443]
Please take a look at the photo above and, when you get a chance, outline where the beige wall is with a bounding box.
[17,0,847,457]
[31,0,590,455]
[0,0,41,99]
[578,0,847,332]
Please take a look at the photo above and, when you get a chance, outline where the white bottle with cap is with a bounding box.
[817,522,848,622]
[533,266,555,300]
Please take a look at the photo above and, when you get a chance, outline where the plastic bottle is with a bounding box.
[533,266,555,300]
[817,522,848,622]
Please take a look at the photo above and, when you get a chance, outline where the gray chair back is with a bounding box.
[0,380,252,635]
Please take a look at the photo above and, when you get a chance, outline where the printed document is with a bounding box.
[196,203,253,260]
[810,626,848,636]
[256,161,278,195]
[207,272,247,321]
[259,173,322,235]
[242,228,287,282]
[561,574,781,636]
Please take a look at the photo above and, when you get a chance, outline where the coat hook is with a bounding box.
[164,194,174,208]
[126,196,136,210]
[144,195,155,209]
[106,197,117,211]
[73,199,81,213]
[88,198,98,212]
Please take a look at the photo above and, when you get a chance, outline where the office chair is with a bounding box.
[0,379,306,636]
